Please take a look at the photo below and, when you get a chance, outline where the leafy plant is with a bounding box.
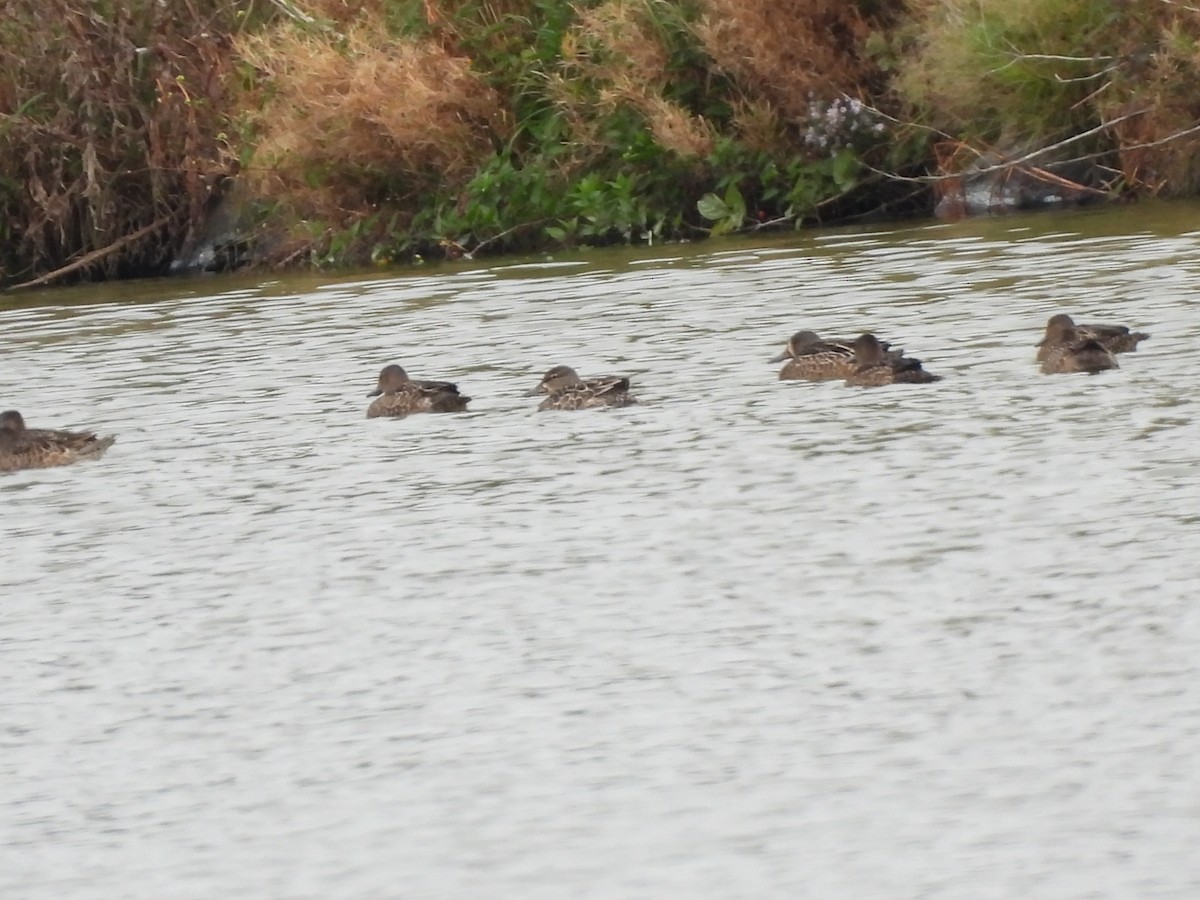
[697,183,747,235]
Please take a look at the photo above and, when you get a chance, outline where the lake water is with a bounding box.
[3,203,1200,898]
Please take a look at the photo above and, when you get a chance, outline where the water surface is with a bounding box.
[3,203,1200,898]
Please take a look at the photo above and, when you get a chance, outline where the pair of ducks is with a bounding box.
[1035,313,1149,374]
[770,314,1150,382]
[365,363,637,418]
[771,331,940,385]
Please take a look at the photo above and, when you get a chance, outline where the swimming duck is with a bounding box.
[770,330,903,381]
[1039,326,1119,375]
[844,333,941,387]
[770,331,857,381]
[526,365,637,411]
[1037,313,1149,361]
[0,410,116,472]
[366,364,470,418]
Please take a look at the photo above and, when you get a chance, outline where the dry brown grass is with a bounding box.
[1098,6,1200,195]
[898,0,1200,197]
[0,0,240,283]
[416,0,542,59]
[237,14,507,225]
[730,98,789,155]
[558,0,714,158]
[572,1,671,89]
[694,0,882,125]
[637,93,716,158]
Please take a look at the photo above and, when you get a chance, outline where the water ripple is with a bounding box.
[3,204,1200,898]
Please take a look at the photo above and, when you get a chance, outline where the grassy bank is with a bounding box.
[3,0,1199,287]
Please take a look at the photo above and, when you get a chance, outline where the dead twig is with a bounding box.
[5,216,172,291]
[455,218,550,259]
[858,106,1157,183]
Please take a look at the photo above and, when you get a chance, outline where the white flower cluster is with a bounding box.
[801,95,887,155]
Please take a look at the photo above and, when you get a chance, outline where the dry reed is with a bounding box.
[236,15,508,225]
[0,0,240,283]
[694,0,882,124]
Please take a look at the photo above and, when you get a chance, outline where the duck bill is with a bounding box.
[523,385,545,397]
[769,350,791,363]
[366,389,382,397]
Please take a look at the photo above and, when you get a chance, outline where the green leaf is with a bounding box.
[697,192,731,222]
[831,150,859,191]
[709,218,736,237]
[723,183,747,220]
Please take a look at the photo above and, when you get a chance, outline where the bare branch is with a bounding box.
[988,42,1116,76]
[849,99,961,144]
[855,105,1158,184]
[450,219,551,260]
[266,0,318,26]
[1156,0,1200,12]
[1055,64,1120,83]
[862,112,1200,186]
[6,216,172,291]
[1002,51,1117,63]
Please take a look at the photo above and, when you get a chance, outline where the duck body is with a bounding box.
[1039,331,1119,375]
[1037,314,1149,361]
[527,365,637,410]
[366,364,470,418]
[772,330,904,381]
[844,334,941,387]
[0,410,116,472]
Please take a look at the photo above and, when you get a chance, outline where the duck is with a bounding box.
[0,410,116,472]
[770,331,858,381]
[526,365,637,411]
[1036,313,1149,361]
[1039,326,1119,375]
[844,333,941,387]
[771,330,904,381]
[366,364,471,418]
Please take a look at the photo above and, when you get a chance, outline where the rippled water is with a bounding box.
[4,203,1200,898]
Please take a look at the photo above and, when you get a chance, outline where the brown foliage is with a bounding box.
[695,0,885,124]
[561,1,714,159]
[1099,7,1200,195]
[0,0,240,283]
[237,16,507,226]
[573,1,671,90]
[898,0,1200,197]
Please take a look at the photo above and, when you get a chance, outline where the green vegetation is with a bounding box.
[2,0,1200,287]
[897,0,1200,193]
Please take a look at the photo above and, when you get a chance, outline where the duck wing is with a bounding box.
[23,427,105,452]
[1078,322,1132,339]
[586,376,631,396]
[413,379,462,395]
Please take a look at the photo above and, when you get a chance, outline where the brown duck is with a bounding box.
[0,410,116,472]
[1037,313,1148,361]
[844,333,941,387]
[1039,326,1119,375]
[771,330,904,381]
[526,365,637,411]
[366,364,471,418]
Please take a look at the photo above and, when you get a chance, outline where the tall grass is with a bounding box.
[237,16,507,220]
[695,0,889,123]
[895,0,1200,193]
[0,0,248,284]
[10,0,1198,282]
